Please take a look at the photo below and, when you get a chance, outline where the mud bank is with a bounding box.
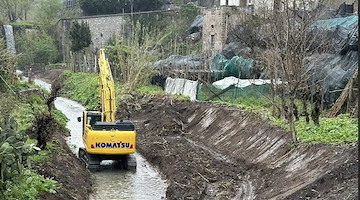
[26,73,92,199]
[119,94,357,200]
[31,125,92,200]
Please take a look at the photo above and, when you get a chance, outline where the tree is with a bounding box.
[15,31,58,67]
[69,21,92,52]
[229,1,331,143]
[34,0,62,35]
[0,0,34,22]
[260,1,330,142]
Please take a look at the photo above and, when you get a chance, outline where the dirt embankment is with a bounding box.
[32,130,92,200]
[118,94,358,200]
[28,69,92,199]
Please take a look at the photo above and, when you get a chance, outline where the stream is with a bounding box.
[34,78,167,200]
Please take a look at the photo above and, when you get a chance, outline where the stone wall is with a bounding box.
[59,14,128,59]
[59,10,176,62]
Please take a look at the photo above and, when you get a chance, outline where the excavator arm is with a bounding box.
[98,49,116,122]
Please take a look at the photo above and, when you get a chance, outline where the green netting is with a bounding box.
[197,83,270,101]
[210,53,254,79]
[311,15,358,29]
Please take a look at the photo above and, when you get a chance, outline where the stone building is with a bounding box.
[202,6,248,60]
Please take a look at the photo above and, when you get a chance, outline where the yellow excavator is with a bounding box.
[78,49,136,171]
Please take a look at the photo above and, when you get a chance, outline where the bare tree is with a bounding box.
[260,0,331,142]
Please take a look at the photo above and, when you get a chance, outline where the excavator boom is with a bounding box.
[98,49,116,122]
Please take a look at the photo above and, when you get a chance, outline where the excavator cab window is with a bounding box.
[86,113,102,128]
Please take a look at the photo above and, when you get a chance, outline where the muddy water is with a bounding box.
[34,79,167,200]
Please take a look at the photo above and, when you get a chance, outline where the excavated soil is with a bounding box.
[117,94,358,200]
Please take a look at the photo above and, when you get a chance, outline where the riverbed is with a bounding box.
[34,78,167,200]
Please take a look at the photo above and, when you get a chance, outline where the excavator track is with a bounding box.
[120,154,137,171]
[79,148,100,172]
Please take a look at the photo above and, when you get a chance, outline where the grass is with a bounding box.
[61,71,190,107]
[26,138,58,162]
[61,70,99,110]
[206,94,357,145]
[134,85,165,95]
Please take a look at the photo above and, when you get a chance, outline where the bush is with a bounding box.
[0,118,42,193]
[2,170,56,200]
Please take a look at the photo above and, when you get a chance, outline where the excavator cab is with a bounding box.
[82,111,102,131]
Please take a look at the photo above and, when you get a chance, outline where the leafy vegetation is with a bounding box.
[0,76,68,199]
[6,0,62,69]
[105,24,158,90]
[9,21,41,30]
[132,3,200,57]
[2,170,56,200]
[33,0,62,32]
[0,39,17,92]
[134,85,165,96]
[26,138,57,162]
[15,31,59,67]
[60,70,99,109]
[207,94,358,145]
[0,116,57,200]
[270,114,358,144]
[0,0,33,22]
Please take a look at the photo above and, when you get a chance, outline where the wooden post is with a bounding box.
[346,78,353,112]
[328,68,358,117]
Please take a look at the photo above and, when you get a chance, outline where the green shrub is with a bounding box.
[2,170,56,200]
[296,114,358,144]
[69,21,91,52]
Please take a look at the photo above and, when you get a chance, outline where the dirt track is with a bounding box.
[118,94,358,200]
